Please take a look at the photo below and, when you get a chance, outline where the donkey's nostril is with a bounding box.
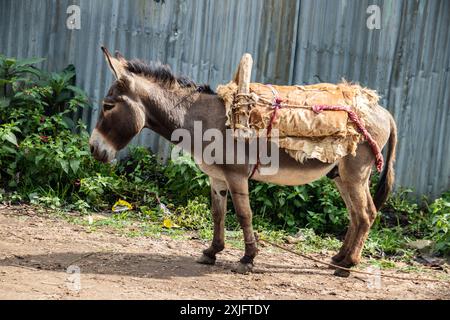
[90,144,95,154]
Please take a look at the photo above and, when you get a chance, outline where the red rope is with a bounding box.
[312,105,384,172]
[249,85,282,178]
[266,98,282,136]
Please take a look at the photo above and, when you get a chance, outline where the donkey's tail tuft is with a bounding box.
[373,114,397,210]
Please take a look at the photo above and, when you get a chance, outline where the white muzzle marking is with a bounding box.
[89,129,117,163]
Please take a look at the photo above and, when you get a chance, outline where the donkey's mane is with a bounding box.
[126,59,215,94]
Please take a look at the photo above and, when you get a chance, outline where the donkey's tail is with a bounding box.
[373,114,397,210]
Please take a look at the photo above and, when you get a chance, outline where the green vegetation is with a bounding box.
[1,55,449,267]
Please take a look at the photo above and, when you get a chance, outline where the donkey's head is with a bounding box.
[90,46,215,163]
[89,47,148,162]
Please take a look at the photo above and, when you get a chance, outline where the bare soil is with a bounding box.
[0,205,448,300]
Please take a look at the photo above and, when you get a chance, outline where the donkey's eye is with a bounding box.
[103,102,115,111]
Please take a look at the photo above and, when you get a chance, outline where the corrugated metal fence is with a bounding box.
[1,0,449,198]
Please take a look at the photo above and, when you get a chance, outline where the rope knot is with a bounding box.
[274,97,283,108]
[312,105,325,113]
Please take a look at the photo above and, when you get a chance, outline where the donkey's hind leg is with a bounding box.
[330,180,356,265]
[344,183,377,264]
[332,146,378,277]
[197,177,228,265]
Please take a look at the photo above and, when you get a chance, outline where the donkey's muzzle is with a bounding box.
[89,129,116,163]
[89,141,108,163]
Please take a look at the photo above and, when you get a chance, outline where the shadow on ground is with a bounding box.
[0,251,335,279]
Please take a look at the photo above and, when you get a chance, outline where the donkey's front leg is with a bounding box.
[226,174,257,274]
[197,177,228,265]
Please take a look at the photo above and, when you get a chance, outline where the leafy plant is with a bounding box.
[0,54,98,195]
[164,154,210,203]
[249,178,347,234]
[428,192,450,255]
[0,55,44,96]
[171,196,211,230]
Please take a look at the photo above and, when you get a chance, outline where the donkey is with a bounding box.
[90,47,397,277]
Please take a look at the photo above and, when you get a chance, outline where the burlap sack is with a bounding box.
[249,107,349,137]
[216,81,379,164]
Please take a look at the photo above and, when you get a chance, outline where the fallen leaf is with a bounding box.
[163,218,179,229]
[112,199,133,212]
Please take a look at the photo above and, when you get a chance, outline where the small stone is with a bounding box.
[233,262,253,274]
[167,243,175,249]
[407,240,434,253]
[285,236,301,244]
[420,254,445,268]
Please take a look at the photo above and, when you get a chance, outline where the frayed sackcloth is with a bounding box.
[216,54,383,171]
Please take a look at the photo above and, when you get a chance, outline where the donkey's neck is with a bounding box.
[143,88,226,143]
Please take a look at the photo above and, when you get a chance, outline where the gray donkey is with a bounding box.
[90,47,397,277]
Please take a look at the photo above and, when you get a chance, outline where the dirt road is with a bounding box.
[0,206,448,300]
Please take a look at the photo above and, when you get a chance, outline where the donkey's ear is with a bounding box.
[101,46,128,79]
[115,50,127,63]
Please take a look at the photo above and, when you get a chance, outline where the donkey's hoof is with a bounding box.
[329,257,343,269]
[233,262,254,274]
[196,254,216,265]
[333,268,351,278]
[331,254,344,263]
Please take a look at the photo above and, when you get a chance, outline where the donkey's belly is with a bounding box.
[253,157,336,186]
[198,151,336,186]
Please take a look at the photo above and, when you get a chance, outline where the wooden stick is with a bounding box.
[235,53,253,93]
[234,53,253,138]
